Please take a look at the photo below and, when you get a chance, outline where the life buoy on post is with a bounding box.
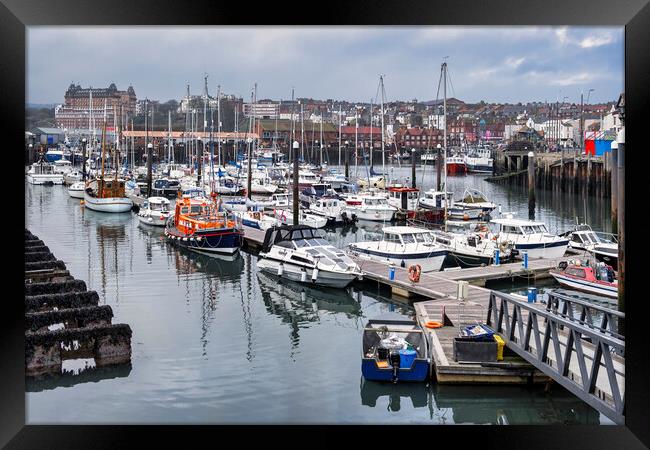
[408,264,421,283]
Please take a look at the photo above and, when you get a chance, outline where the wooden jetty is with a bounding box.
[25,229,133,377]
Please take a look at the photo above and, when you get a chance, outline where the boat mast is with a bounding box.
[289,87,295,163]
[369,97,373,170]
[319,112,323,167]
[443,61,448,232]
[100,100,107,182]
[168,110,173,163]
[380,75,385,182]
[338,104,342,166]
[217,84,222,168]
[355,107,358,177]
[185,84,190,165]
[300,101,305,162]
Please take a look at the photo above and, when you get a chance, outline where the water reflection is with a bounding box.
[26,363,132,393]
[359,380,600,425]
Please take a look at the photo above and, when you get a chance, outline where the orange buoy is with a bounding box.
[425,321,443,329]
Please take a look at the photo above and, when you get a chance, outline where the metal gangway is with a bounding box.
[486,290,625,424]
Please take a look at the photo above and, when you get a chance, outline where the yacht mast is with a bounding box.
[443,61,448,232]
[319,112,323,167]
[300,102,305,162]
[380,75,385,181]
[355,107,358,176]
[217,84,222,167]
[168,110,173,163]
[338,104,342,166]
[369,98,373,169]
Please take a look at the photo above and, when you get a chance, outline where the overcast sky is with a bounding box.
[27,26,624,105]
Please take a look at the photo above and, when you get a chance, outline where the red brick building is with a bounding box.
[340,126,383,148]
[394,126,443,149]
[447,118,479,145]
[55,83,137,130]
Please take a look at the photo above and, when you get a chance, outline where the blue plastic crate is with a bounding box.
[461,324,495,342]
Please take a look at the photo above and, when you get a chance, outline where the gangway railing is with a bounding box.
[486,291,625,425]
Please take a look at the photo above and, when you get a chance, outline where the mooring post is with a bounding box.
[611,140,618,235]
[344,140,350,179]
[528,151,535,220]
[292,140,300,226]
[616,127,624,336]
[146,142,153,196]
[436,143,442,191]
[196,137,202,188]
[81,138,87,181]
[411,148,416,188]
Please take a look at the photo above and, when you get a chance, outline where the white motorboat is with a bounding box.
[453,188,497,213]
[257,225,363,288]
[308,197,357,225]
[270,193,290,208]
[562,224,618,271]
[549,259,617,298]
[271,208,328,229]
[418,190,453,210]
[489,214,568,259]
[464,147,493,173]
[52,159,73,174]
[233,209,279,231]
[83,178,133,213]
[64,170,83,185]
[26,161,64,185]
[137,196,172,226]
[427,229,517,268]
[344,194,396,222]
[67,181,86,199]
[348,226,448,272]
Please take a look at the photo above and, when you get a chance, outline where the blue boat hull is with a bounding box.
[361,358,429,382]
[166,227,243,255]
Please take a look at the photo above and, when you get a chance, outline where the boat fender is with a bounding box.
[196,236,202,241]
[311,267,319,281]
[408,264,421,283]
[300,269,307,283]
[277,263,284,277]
[400,260,406,268]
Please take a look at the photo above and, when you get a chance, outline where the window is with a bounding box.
[384,233,400,243]
[401,234,415,244]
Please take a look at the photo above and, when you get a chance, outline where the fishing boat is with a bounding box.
[257,224,363,288]
[344,195,396,222]
[386,184,420,219]
[489,214,568,259]
[164,194,244,256]
[26,159,65,185]
[446,155,467,175]
[67,181,85,199]
[361,313,430,383]
[464,147,493,173]
[549,259,617,299]
[348,226,448,272]
[137,197,172,227]
[308,197,357,225]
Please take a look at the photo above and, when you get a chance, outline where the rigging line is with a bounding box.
[447,65,457,99]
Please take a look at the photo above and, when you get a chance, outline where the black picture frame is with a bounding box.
[5,0,649,447]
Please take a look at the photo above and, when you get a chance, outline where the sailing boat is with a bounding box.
[83,110,133,213]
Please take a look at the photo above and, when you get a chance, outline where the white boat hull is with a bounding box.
[68,187,85,199]
[257,257,359,288]
[137,214,168,226]
[27,174,64,185]
[346,207,394,222]
[514,242,568,259]
[83,193,133,213]
[347,246,447,273]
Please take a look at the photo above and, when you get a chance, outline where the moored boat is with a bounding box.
[137,197,172,226]
[549,259,617,299]
[164,194,244,256]
[489,214,568,259]
[256,224,363,288]
[67,181,85,199]
[361,313,430,383]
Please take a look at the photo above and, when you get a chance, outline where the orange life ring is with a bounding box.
[425,321,443,329]
[408,264,421,283]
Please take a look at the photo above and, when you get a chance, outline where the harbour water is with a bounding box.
[25,170,612,424]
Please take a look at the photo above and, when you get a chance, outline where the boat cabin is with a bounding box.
[30,163,56,175]
[173,196,237,234]
[387,185,420,210]
[420,190,453,208]
[143,197,170,212]
[490,218,550,236]
[381,226,435,245]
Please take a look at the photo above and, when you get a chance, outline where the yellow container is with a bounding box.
[493,335,505,361]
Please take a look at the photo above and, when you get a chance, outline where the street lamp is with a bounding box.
[344,140,350,178]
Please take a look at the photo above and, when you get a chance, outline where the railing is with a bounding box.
[486,290,625,425]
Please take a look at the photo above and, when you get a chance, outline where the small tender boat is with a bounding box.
[67,181,86,199]
[137,197,172,227]
[549,259,617,298]
[165,194,243,256]
[344,195,396,222]
[257,224,363,288]
[361,313,430,383]
[348,226,448,272]
[490,214,568,259]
